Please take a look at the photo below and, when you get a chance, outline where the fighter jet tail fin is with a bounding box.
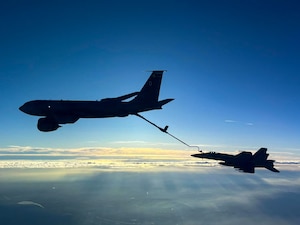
[254,148,280,173]
[253,147,269,164]
[265,160,280,173]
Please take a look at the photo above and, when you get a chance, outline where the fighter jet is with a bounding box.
[19,71,174,132]
[191,148,279,173]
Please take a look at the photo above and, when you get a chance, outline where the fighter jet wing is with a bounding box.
[236,165,255,173]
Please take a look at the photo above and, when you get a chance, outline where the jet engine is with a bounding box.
[37,117,60,132]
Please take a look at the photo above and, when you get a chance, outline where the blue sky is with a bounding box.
[1,0,300,153]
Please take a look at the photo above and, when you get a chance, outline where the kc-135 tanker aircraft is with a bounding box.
[19,71,174,132]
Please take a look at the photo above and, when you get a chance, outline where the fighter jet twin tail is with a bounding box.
[20,70,279,173]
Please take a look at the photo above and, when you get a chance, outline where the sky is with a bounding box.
[1,0,300,153]
[1,1,300,224]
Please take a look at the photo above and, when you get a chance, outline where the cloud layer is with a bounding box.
[1,146,300,171]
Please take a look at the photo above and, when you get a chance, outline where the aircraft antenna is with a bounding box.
[135,113,201,152]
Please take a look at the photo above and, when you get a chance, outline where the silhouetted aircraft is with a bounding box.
[191,148,279,173]
[19,71,174,131]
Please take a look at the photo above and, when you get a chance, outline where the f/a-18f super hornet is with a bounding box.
[19,71,174,132]
[191,148,279,173]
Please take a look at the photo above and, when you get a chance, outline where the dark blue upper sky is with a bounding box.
[1,0,299,152]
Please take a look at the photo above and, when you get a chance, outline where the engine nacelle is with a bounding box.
[37,117,60,132]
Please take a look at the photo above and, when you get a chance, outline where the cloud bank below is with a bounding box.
[0,146,299,171]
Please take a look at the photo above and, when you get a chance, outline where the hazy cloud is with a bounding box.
[3,168,300,225]
[112,140,148,144]
[0,145,300,171]
[18,201,44,208]
[225,119,237,123]
[224,120,254,126]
